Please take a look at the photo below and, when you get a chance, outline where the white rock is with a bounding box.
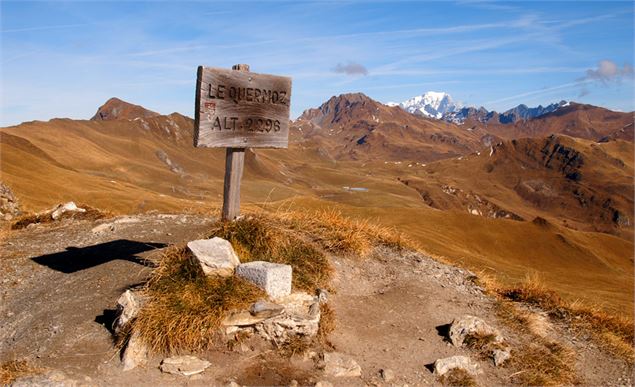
[160,355,211,376]
[91,222,115,234]
[50,201,85,220]
[433,355,481,376]
[222,310,269,326]
[113,290,146,334]
[254,292,320,342]
[236,261,292,299]
[122,332,148,371]
[114,216,140,224]
[250,300,284,318]
[493,348,511,366]
[449,315,503,347]
[187,237,240,277]
[314,382,334,387]
[380,368,395,382]
[323,352,362,378]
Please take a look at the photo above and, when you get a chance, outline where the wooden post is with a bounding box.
[195,63,291,220]
[221,64,250,221]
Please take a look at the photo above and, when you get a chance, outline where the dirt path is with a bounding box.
[1,215,631,386]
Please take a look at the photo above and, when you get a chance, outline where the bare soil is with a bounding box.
[0,214,632,386]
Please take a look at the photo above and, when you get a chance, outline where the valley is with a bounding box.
[1,93,633,317]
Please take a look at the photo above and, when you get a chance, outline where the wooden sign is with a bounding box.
[194,66,292,148]
[194,64,292,221]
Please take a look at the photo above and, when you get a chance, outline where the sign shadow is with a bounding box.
[31,239,167,273]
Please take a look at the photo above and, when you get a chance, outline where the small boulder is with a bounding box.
[122,332,148,371]
[433,355,481,376]
[316,288,329,304]
[51,201,85,220]
[492,348,511,367]
[236,261,292,299]
[380,368,395,382]
[323,352,362,378]
[113,289,146,334]
[222,310,269,326]
[92,222,115,234]
[250,300,284,318]
[255,292,320,342]
[187,237,240,277]
[449,315,503,346]
[160,355,211,376]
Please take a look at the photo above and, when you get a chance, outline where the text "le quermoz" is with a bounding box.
[207,84,289,106]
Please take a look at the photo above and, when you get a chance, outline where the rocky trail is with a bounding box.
[0,213,632,386]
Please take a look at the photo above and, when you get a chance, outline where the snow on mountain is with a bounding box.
[393,91,568,124]
[399,92,461,119]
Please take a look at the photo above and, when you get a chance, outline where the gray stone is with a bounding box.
[113,289,146,334]
[433,355,481,376]
[122,332,148,371]
[380,368,395,382]
[160,355,211,376]
[222,310,269,326]
[316,288,329,304]
[50,202,85,220]
[493,348,511,367]
[449,315,503,347]
[236,261,292,299]
[250,300,284,318]
[254,292,320,342]
[187,237,241,277]
[91,222,115,234]
[323,352,362,378]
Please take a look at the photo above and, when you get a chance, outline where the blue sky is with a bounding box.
[1,1,634,126]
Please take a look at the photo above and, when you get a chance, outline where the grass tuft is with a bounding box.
[500,272,634,363]
[0,360,40,385]
[132,245,265,354]
[439,368,477,387]
[207,215,334,292]
[509,340,577,386]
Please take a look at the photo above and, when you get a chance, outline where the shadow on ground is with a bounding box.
[31,239,166,273]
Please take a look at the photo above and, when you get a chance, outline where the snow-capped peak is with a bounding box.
[399,91,461,119]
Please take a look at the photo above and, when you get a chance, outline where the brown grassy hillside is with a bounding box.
[1,97,632,317]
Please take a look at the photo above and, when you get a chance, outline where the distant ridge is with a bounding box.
[390,91,569,124]
[91,97,160,121]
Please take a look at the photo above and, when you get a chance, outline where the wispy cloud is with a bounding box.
[579,60,634,83]
[1,23,92,33]
[332,62,368,76]
[485,79,594,105]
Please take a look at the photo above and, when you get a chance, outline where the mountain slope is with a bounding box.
[91,97,160,121]
[463,103,634,141]
[295,93,485,162]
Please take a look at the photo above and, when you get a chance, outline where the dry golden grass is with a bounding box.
[270,208,411,257]
[509,341,577,386]
[132,245,265,354]
[11,203,108,230]
[498,272,634,364]
[131,212,364,354]
[207,215,333,292]
[439,368,477,387]
[0,360,40,385]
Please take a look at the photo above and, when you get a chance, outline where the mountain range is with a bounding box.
[390,91,570,125]
[1,93,633,315]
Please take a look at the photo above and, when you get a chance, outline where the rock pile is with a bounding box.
[115,236,326,372]
[0,182,21,221]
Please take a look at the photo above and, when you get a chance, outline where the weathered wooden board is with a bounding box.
[194,66,292,148]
